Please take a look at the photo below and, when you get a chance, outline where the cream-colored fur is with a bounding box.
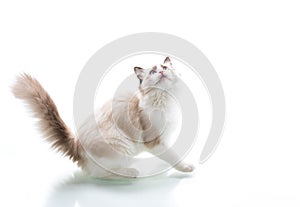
[12,57,194,178]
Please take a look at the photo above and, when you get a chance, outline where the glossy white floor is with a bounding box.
[2,98,300,207]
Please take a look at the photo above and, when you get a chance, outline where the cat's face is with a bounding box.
[134,57,177,90]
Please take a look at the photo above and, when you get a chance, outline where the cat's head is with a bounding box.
[134,57,178,90]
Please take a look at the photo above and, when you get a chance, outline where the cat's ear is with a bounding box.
[164,57,172,67]
[134,67,144,84]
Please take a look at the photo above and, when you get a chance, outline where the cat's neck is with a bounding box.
[138,87,176,110]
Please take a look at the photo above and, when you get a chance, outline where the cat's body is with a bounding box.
[12,57,194,178]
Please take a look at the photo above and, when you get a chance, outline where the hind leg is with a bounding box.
[82,155,139,179]
[103,167,140,178]
[103,155,140,178]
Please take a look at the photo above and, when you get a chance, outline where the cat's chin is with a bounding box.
[151,79,176,90]
[156,82,176,91]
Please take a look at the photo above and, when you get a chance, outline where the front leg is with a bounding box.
[146,143,194,172]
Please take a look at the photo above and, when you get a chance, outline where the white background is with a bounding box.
[1,0,300,206]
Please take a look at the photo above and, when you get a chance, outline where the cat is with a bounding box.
[12,57,194,178]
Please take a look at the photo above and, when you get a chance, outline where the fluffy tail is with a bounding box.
[11,73,81,163]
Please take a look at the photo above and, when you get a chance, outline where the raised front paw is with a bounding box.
[175,162,195,172]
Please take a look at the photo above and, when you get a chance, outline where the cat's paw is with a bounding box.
[175,162,195,172]
[120,168,140,178]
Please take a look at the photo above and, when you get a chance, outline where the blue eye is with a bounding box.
[150,70,156,75]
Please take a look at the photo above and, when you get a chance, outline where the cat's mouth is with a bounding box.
[159,75,166,81]
[156,74,171,84]
[160,74,168,79]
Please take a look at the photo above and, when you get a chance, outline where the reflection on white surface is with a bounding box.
[46,172,190,207]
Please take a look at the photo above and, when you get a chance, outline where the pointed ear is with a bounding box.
[164,57,172,66]
[134,67,144,84]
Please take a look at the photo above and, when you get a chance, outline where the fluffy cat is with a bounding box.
[12,57,194,178]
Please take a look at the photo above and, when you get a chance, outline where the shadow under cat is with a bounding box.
[45,171,194,207]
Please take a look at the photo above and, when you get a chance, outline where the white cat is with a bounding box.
[12,57,194,178]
